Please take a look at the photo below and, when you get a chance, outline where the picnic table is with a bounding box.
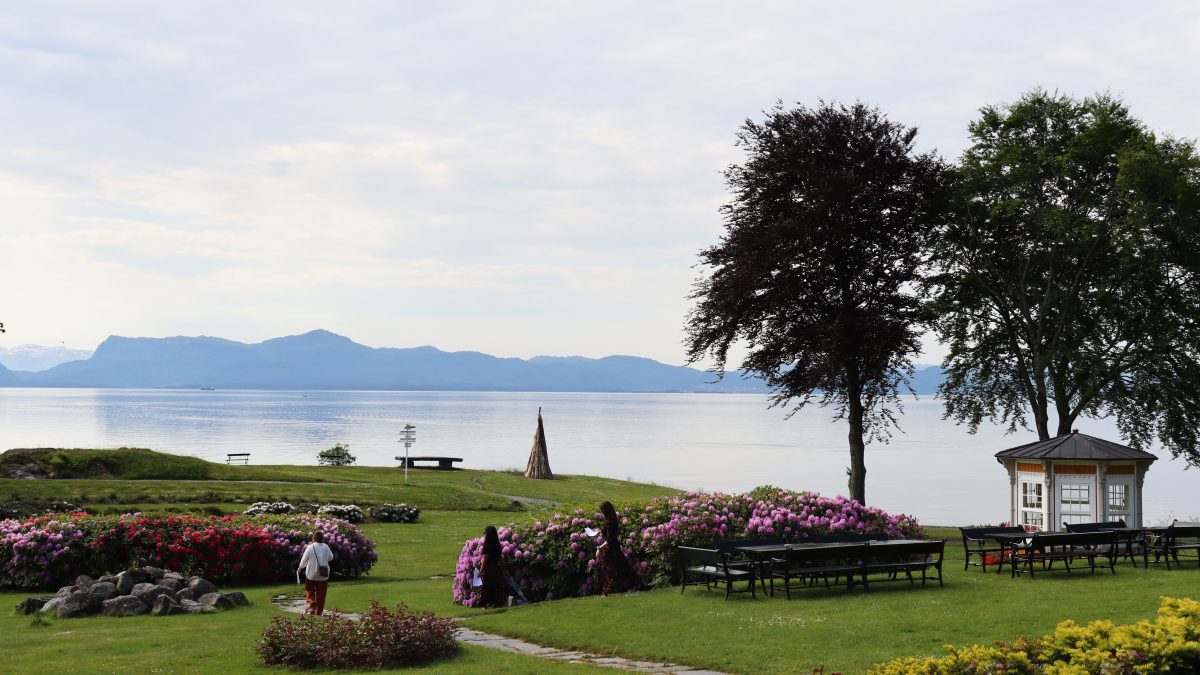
[733,539,944,598]
[394,456,463,470]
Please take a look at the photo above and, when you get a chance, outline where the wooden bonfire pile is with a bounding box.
[524,407,553,480]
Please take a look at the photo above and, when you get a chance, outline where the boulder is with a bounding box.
[179,599,215,614]
[186,577,218,597]
[176,588,195,602]
[115,571,137,595]
[57,591,102,619]
[88,582,118,602]
[56,585,77,597]
[142,566,165,580]
[97,574,118,585]
[150,595,183,616]
[163,571,185,582]
[223,591,250,607]
[74,575,95,590]
[15,597,50,615]
[40,597,64,615]
[158,577,182,592]
[131,583,176,605]
[197,593,235,610]
[102,595,149,617]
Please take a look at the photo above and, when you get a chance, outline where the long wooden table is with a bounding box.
[734,540,944,595]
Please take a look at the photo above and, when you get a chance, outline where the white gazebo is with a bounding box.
[995,431,1157,530]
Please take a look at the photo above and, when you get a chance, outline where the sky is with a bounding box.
[2,1,1198,365]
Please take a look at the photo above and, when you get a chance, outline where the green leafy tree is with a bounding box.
[927,89,1200,461]
[318,442,356,467]
[685,101,945,504]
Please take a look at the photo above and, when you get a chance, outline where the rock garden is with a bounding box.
[16,566,249,618]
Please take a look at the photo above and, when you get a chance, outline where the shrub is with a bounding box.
[256,602,458,669]
[370,504,421,523]
[0,513,377,589]
[318,443,356,467]
[243,501,295,516]
[452,487,922,606]
[0,500,83,520]
[870,596,1200,673]
[317,504,365,524]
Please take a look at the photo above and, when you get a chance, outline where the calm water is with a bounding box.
[1,388,1196,525]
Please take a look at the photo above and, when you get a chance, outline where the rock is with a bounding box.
[223,591,249,607]
[176,588,195,602]
[186,578,218,597]
[57,591,102,619]
[115,571,136,595]
[15,597,50,615]
[88,582,118,602]
[158,578,182,592]
[102,595,149,617]
[74,575,95,590]
[56,585,77,597]
[197,592,235,610]
[10,463,46,479]
[40,597,64,614]
[131,583,176,605]
[163,571,185,582]
[97,575,118,585]
[179,599,215,614]
[142,566,165,580]
[150,595,183,616]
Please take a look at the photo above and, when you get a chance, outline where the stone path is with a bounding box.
[271,594,724,673]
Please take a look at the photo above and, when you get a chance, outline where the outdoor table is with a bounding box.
[734,540,930,593]
[990,532,1034,571]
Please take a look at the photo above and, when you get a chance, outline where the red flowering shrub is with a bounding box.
[0,513,376,589]
[256,603,459,669]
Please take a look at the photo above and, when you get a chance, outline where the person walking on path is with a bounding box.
[595,501,638,595]
[297,530,334,615]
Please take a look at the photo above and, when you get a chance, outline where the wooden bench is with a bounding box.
[1145,523,1200,569]
[226,453,250,465]
[960,526,1027,573]
[394,456,463,470]
[863,540,945,588]
[769,543,870,597]
[1010,531,1118,577]
[677,546,757,599]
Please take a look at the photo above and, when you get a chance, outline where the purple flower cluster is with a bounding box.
[0,517,89,588]
[254,514,379,578]
[452,488,923,606]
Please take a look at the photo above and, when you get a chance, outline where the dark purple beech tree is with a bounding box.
[685,101,945,505]
[927,90,1200,462]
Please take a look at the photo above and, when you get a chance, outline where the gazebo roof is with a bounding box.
[995,431,1157,462]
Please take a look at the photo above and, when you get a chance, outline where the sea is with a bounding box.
[1,387,1196,526]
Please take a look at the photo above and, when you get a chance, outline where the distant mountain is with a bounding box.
[0,362,15,385]
[0,345,94,372]
[2,330,946,394]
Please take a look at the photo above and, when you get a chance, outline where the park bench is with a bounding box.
[714,537,786,593]
[226,453,250,465]
[677,546,757,600]
[1144,522,1200,570]
[960,526,1026,573]
[1066,520,1142,566]
[863,540,946,587]
[769,543,870,597]
[394,456,463,470]
[1009,531,1118,577]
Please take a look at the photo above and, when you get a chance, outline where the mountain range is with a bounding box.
[0,344,94,372]
[0,329,945,394]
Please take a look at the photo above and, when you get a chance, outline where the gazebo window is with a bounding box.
[1020,481,1043,529]
[1108,483,1130,521]
[1060,483,1092,525]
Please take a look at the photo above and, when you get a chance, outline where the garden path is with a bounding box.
[271,594,725,674]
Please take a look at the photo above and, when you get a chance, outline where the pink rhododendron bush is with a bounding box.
[453,487,923,606]
[0,512,377,589]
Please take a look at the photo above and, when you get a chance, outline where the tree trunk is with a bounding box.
[847,391,867,505]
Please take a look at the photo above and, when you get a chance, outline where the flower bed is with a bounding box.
[317,504,365,523]
[871,596,1200,673]
[257,602,458,669]
[452,488,922,606]
[243,501,295,516]
[0,513,377,589]
[370,504,421,523]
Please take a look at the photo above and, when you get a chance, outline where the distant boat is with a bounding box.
[200,386,215,391]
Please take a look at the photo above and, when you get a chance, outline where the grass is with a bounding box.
[3,457,1199,673]
[0,447,677,511]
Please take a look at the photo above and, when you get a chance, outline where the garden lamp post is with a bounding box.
[399,424,416,485]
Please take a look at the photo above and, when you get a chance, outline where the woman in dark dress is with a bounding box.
[595,501,638,595]
[478,525,527,607]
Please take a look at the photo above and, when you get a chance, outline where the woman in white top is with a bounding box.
[297,530,335,615]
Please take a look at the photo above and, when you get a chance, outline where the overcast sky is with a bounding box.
[2,1,1198,365]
